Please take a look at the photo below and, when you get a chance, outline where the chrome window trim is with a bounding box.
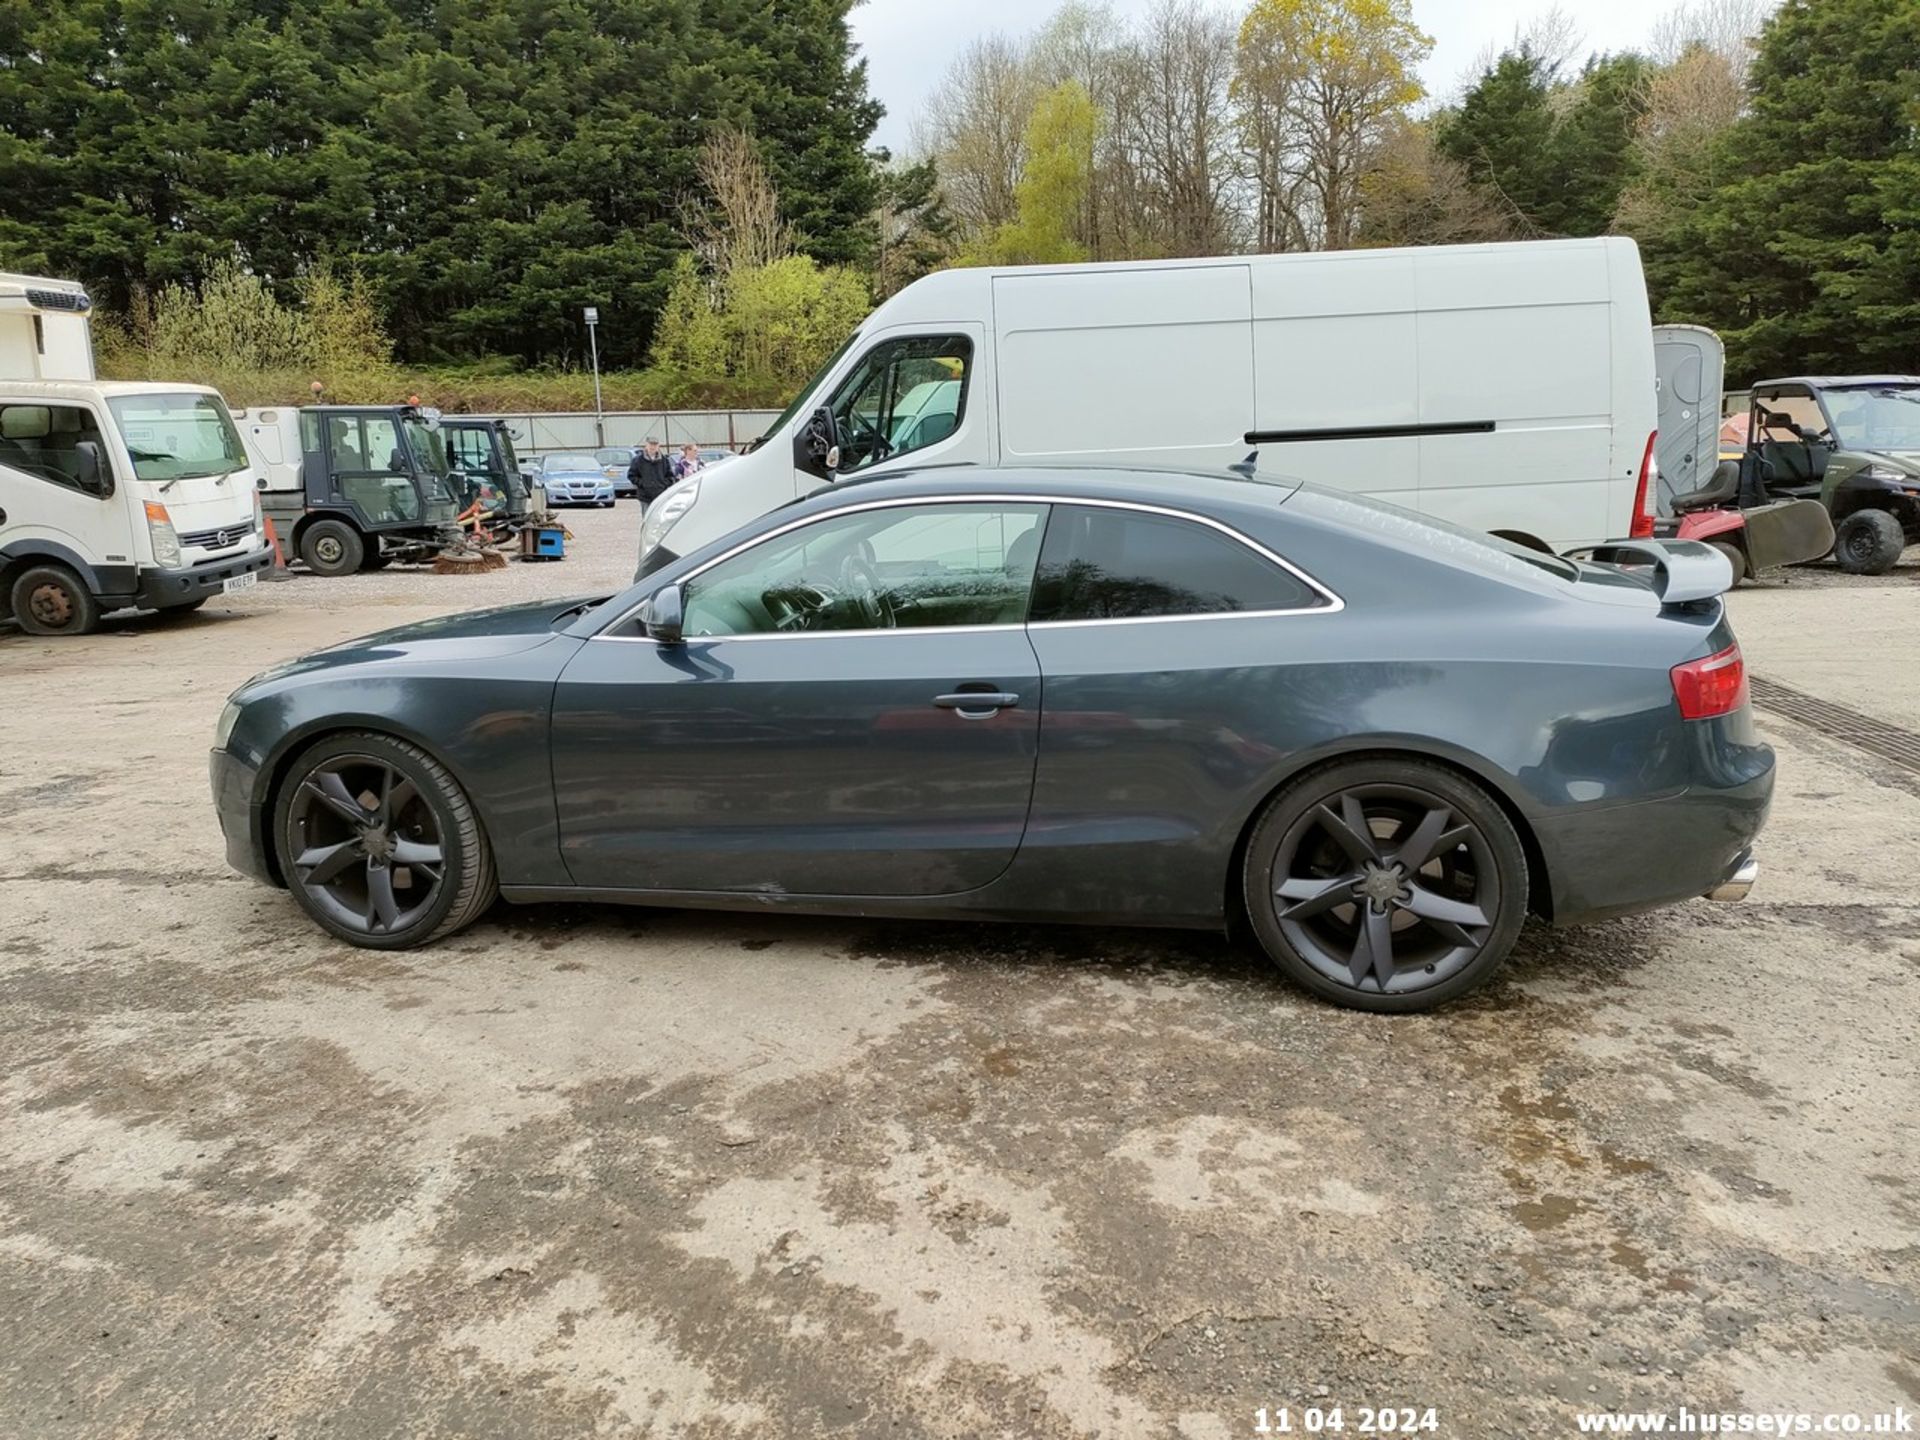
[590,492,1345,643]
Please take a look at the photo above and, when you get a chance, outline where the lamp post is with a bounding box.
[584,305,605,448]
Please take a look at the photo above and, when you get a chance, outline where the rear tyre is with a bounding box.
[1832,509,1904,576]
[1242,758,1529,1013]
[11,563,102,637]
[1707,540,1747,585]
[274,731,496,950]
[300,519,365,577]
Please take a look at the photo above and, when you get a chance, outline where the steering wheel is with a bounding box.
[843,411,890,467]
[839,554,895,629]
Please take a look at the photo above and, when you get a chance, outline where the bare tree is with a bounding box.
[681,127,791,278]
[1649,0,1776,92]
[1613,44,1743,233]
[1234,0,1433,251]
[1112,0,1243,256]
[1355,120,1515,247]
[913,35,1039,235]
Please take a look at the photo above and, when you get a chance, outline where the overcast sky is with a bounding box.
[852,0,1688,155]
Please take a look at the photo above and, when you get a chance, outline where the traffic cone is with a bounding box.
[263,515,294,581]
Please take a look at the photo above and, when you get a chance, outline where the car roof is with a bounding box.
[812,463,1300,514]
[1750,376,1920,391]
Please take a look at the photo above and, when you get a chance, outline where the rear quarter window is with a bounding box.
[1030,504,1325,621]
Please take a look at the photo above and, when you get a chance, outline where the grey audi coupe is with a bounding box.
[210,466,1773,1012]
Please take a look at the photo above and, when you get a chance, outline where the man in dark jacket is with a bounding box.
[627,437,676,505]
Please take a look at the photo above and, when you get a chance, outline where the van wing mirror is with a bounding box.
[642,583,685,645]
[73,440,107,495]
[793,406,842,480]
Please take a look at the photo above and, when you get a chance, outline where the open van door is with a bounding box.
[1652,325,1724,517]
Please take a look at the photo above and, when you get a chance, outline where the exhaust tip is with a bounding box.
[1705,855,1759,903]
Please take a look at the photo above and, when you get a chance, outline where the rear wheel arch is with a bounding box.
[1223,744,1554,939]
[1489,529,1554,555]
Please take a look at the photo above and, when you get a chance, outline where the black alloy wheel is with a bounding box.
[275,733,495,948]
[1244,760,1528,1012]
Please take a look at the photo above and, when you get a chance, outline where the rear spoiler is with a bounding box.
[1562,539,1734,604]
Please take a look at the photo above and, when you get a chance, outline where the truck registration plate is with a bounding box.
[222,571,259,595]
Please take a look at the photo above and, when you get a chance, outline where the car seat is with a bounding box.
[1670,460,1741,514]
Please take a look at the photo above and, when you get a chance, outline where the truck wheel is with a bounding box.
[1832,509,1905,576]
[1708,540,1747,585]
[11,564,103,637]
[301,519,365,577]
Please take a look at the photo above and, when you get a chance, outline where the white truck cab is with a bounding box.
[638,238,1660,573]
[0,276,269,635]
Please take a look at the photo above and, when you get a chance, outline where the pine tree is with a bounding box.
[1643,0,1920,376]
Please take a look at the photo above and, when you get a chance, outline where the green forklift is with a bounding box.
[1743,376,1920,575]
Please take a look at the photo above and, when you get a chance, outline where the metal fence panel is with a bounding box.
[468,409,782,457]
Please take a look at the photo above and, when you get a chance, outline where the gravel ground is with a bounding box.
[239,499,646,610]
[0,517,1916,1439]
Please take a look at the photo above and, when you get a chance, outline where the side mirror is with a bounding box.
[792,406,842,480]
[73,441,107,495]
[642,583,685,645]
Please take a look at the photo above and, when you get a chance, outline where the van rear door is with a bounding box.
[993,264,1253,471]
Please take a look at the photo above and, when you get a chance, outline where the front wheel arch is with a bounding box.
[1222,746,1554,941]
[255,720,484,888]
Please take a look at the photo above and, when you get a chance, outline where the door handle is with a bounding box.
[932,690,1020,718]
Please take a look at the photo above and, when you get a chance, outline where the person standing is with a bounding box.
[673,442,704,480]
[626,437,675,506]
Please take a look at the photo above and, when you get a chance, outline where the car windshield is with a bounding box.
[106,393,248,482]
[594,448,628,466]
[749,329,863,452]
[1823,386,1920,452]
[548,453,600,471]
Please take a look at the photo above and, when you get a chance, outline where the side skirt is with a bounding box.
[497,884,1219,931]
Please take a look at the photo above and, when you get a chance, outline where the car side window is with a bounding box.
[826,336,971,474]
[0,403,111,494]
[1029,504,1323,622]
[684,502,1047,637]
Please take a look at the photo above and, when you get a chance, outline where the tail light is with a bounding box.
[1671,642,1747,719]
[1630,431,1658,539]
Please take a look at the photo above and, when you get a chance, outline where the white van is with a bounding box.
[0,276,269,635]
[639,238,1659,573]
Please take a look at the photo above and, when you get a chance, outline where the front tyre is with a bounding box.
[11,563,102,636]
[1832,508,1904,576]
[274,732,496,949]
[300,518,364,577]
[1243,758,1529,1013]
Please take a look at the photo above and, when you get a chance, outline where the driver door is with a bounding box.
[321,413,420,526]
[793,326,988,494]
[550,500,1047,897]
